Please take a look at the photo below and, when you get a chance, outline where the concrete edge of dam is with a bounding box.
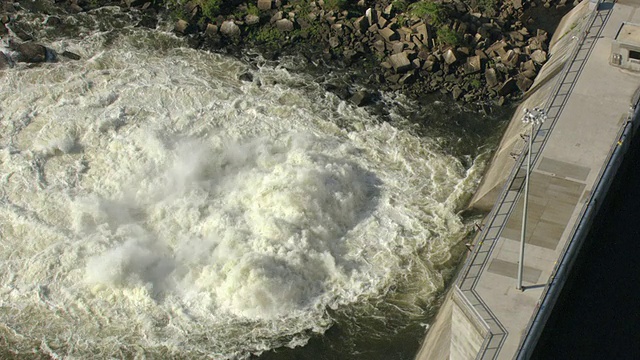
[416,0,640,358]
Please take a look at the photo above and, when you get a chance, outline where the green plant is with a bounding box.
[476,0,497,15]
[470,78,482,89]
[250,26,284,44]
[408,1,446,26]
[392,0,408,12]
[437,26,461,46]
[200,0,222,19]
[247,3,259,16]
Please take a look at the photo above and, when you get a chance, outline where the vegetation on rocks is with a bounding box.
[0,0,575,109]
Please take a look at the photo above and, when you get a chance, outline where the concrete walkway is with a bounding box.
[432,0,640,358]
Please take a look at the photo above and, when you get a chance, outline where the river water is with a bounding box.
[0,6,508,359]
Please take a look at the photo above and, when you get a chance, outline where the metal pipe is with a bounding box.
[517,125,533,290]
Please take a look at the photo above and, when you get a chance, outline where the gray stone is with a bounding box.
[13,42,48,63]
[174,19,191,34]
[452,86,464,100]
[378,26,399,42]
[391,41,405,54]
[257,0,272,10]
[0,51,10,70]
[276,18,294,32]
[498,77,517,96]
[353,16,368,33]
[349,90,371,106]
[366,8,378,28]
[270,11,283,23]
[205,23,218,36]
[521,69,537,79]
[463,55,482,74]
[61,50,81,60]
[329,36,340,48]
[220,21,240,37]
[399,71,415,85]
[530,49,547,64]
[443,48,459,65]
[389,51,412,72]
[373,40,386,53]
[414,23,429,45]
[516,75,534,91]
[245,14,260,25]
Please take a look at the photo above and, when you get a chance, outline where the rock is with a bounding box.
[414,23,430,45]
[497,77,517,96]
[452,86,464,100]
[270,11,283,23]
[516,75,533,91]
[7,24,32,41]
[373,40,386,54]
[245,14,260,25]
[353,16,368,33]
[443,48,459,65]
[174,19,192,35]
[365,8,378,28]
[399,71,415,85]
[61,50,81,60]
[238,72,253,82]
[521,59,536,72]
[521,69,537,79]
[391,41,404,54]
[463,55,482,74]
[205,23,218,36]
[0,24,6,37]
[530,49,547,64]
[329,36,340,48]
[513,0,523,9]
[275,18,294,32]
[378,26,399,42]
[1,15,9,24]
[502,49,520,68]
[389,51,412,72]
[220,21,240,37]
[349,90,371,106]
[0,51,11,70]
[44,16,62,26]
[258,0,272,10]
[13,42,48,63]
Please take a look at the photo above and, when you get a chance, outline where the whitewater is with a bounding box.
[0,7,490,359]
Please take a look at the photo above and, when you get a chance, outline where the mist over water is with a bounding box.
[0,8,497,359]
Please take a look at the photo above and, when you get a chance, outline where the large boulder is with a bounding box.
[257,0,272,10]
[0,51,11,70]
[275,19,294,32]
[443,48,460,65]
[485,68,499,87]
[530,50,547,65]
[389,51,412,72]
[12,42,51,63]
[463,55,482,74]
[220,20,240,37]
[498,77,517,96]
[379,26,399,42]
[516,75,533,92]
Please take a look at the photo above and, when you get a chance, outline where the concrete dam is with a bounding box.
[416,0,640,358]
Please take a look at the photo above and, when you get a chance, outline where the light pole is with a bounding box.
[517,107,547,291]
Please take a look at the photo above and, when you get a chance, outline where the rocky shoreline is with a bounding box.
[1,0,574,109]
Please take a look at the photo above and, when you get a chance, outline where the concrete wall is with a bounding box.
[415,288,488,360]
[468,0,593,211]
[416,3,596,360]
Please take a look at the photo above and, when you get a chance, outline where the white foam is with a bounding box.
[0,23,481,358]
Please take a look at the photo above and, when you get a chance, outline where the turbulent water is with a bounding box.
[0,7,501,359]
